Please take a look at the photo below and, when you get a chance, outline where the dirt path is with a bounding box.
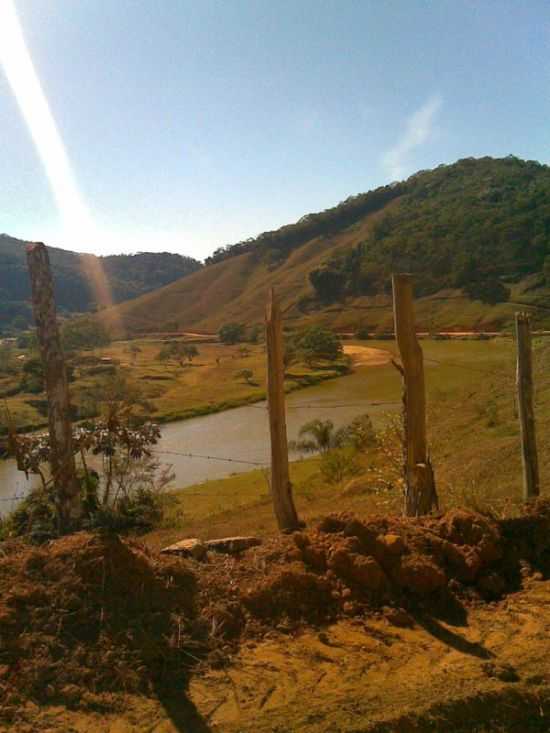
[13,578,550,733]
[190,577,550,732]
[343,343,393,367]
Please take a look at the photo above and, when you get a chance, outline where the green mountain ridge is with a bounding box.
[0,235,202,332]
[95,155,550,336]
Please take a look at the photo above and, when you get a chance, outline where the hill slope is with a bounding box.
[0,235,201,331]
[96,155,550,336]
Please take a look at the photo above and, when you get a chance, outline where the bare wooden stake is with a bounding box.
[265,288,300,532]
[392,274,437,516]
[26,242,80,526]
[515,312,539,501]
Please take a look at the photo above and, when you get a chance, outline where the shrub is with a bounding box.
[355,327,371,340]
[320,448,360,484]
[61,318,111,350]
[295,326,342,366]
[464,279,509,305]
[219,323,246,345]
[334,414,376,450]
[249,324,263,343]
[235,368,254,385]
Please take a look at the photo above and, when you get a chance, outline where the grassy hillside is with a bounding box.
[0,234,201,331]
[95,155,550,337]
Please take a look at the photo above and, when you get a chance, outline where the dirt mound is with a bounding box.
[195,502,550,634]
[2,502,550,726]
[0,532,199,721]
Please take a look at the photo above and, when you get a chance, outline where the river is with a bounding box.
[0,361,401,514]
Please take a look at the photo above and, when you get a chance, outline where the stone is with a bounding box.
[205,536,262,554]
[160,538,207,560]
[379,533,405,556]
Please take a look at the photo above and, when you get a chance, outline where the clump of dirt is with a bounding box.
[0,532,200,721]
[193,501,550,635]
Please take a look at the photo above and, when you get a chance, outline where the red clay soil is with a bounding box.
[198,500,550,637]
[1,501,549,728]
[0,532,200,723]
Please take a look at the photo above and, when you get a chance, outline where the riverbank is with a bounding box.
[1,338,363,435]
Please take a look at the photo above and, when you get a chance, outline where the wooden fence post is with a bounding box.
[515,312,539,501]
[265,288,300,532]
[26,242,81,526]
[392,274,438,516]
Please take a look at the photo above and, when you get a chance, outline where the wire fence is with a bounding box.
[2,311,547,512]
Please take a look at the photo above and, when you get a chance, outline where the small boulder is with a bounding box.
[205,536,262,554]
[160,538,207,560]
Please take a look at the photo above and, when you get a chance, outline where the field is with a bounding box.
[1,336,347,432]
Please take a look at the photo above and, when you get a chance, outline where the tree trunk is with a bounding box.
[392,274,437,516]
[265,288,301,531]
[26,242,81,527]
[515,312,539,501]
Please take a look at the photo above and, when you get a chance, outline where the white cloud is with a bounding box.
[382,95,442,181]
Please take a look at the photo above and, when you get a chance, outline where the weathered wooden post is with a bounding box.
[265,288,300,531]
[515,312,539,501]
[26,242,81,526]
[392,274,437,516]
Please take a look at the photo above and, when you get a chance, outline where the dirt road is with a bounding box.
[343,344,393,367]
[12,576,549,733]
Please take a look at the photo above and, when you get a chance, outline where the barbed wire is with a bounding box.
[245,400,400,410]
[151,449,268,467]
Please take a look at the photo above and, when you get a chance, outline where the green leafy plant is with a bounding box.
[320,448,360,484]
[235,368,254,385]
[219,323,246,345]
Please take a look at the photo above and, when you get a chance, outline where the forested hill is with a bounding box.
[0,235,201,330]
[95,155,550,336]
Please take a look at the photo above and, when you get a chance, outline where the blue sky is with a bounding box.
[0,0,549,260]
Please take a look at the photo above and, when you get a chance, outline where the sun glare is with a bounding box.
[0,0,126,333]
[0,0,96,250]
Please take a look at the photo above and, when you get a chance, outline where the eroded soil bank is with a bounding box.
[1,501,550,732]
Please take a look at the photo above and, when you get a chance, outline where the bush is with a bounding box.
[61,318,111,351]
[249,324,263,343]
[19,357,44,393]
[235,368,254,385]
[219,323,245,345]
[4,488,58,543]
[85,487,163,533]
[464,279,509,305]
[3,482,165,542]
[295,326,342,366]
[355,327,371,340]
[334,414,376,450]
[320,448,360,484]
